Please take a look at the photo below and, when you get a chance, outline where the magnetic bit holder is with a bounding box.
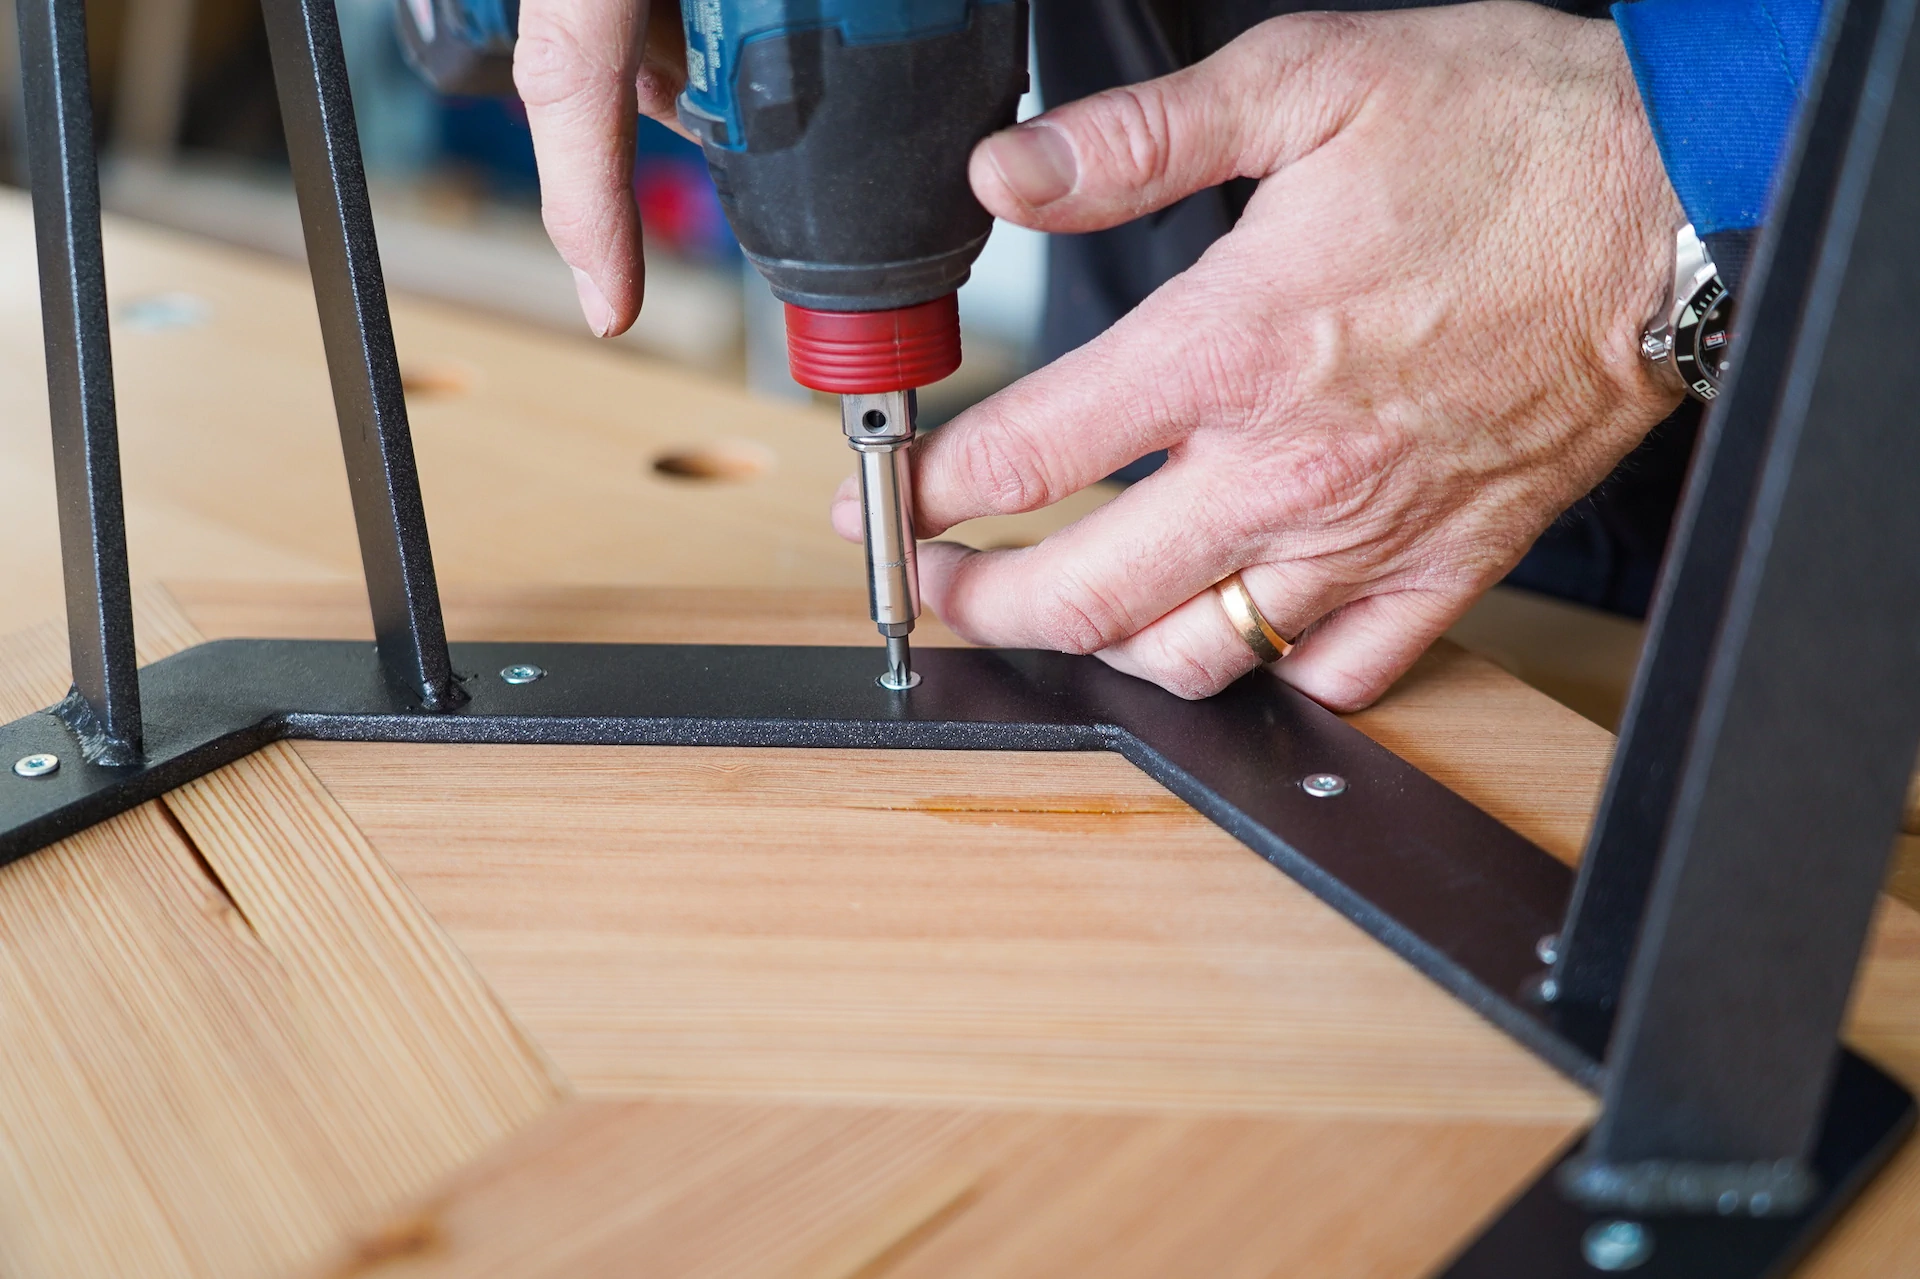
[6,0,1920,1273]
[840,390,921,692]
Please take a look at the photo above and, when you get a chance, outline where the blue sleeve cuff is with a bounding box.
[1612,0,1826,235]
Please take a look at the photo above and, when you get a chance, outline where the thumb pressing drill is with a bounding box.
[398,0,1031,689]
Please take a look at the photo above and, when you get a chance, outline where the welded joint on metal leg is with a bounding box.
[1557,1154,1819,1218]
[52,688,139,767]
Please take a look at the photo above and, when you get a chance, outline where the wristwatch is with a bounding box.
[1641,223,1734,402]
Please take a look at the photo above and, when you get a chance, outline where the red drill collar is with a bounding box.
[783,294,962,393]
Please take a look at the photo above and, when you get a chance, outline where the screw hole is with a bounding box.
[862,409,888,430]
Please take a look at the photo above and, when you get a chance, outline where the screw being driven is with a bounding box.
[500,664,546,685]
[12,753,59,779]
[1301,773,1347,798]
[1582,1220,1652,1271]
[878,635,920,691]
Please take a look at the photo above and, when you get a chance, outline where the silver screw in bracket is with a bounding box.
[499,664,546,686]
[1537,933,1562,966]
[12,753,59,779]
[1301,773,1347,798]
[1582,1220,1653,1271]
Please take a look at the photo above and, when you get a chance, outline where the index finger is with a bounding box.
[515,0,648,337]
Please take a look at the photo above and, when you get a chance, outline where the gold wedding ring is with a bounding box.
[1215,572,1294,663]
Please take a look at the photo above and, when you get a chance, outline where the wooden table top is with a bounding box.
[1,190,1916,1278]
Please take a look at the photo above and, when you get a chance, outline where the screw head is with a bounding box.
[499,664,546,685]
[1537,933,1561,966]
[12,753,59,779]
[1582,1220,1653,1271]
[1301,773,1347,798]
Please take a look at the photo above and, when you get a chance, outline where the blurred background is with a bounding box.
[0,0,1047,422]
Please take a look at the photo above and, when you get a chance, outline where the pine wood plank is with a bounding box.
[308,1098,1574,1279]
[174,582,1588,1120]
[294,741,1591,1119]
[174,583,1920,1276]
[0,588,563,1278]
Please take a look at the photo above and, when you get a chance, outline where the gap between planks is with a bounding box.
[0,584,563,1279]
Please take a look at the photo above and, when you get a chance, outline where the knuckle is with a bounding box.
[1269,9,1364,44]
[636,66,685,116]
[539,199,605,255]
[1033,574,1129,656]
[1265,428,1411,532]
[1086,84,1176,191]
[1242,10,1365,70]
[1147,644,1235,700]
[1306,666,1383,714]
[513,25,616,110]
[950,415,1060,515]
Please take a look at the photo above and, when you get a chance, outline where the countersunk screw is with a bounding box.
[1301,773,1347,798]
[13,753,59,779]
[499,664,546,685]
[1583,1220,1652,1271]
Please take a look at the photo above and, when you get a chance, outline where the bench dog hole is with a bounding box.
[400,360,477,399]
[652,441,774,482]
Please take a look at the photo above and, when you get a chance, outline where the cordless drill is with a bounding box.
[398,0,1031,690]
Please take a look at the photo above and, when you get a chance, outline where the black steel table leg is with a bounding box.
[1442,0,1920,1267]
[1581,0,1920,1187]
[15,0,141,765]
[1554,0,1897,1021]
[256,0,461,709]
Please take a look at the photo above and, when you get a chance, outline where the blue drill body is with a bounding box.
[400,0,1026,311]
[680,0,1011,150]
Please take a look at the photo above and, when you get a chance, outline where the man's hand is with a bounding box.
[834,3,1685,710]
[514,0,685,336]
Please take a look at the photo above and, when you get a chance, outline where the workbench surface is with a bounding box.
[2,191,1916,1277]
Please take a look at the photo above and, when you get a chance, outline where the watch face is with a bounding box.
[1673,279,1733,400]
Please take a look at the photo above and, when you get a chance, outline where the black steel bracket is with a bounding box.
[7,0,1920,1273]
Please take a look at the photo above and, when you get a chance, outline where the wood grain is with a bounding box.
[306,1099,1574,1279]
[0,588,562,1278]
[177,583,1920,1277]
[178,582,1591,1120]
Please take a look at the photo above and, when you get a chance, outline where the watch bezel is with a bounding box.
[1672,275,1732,402]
